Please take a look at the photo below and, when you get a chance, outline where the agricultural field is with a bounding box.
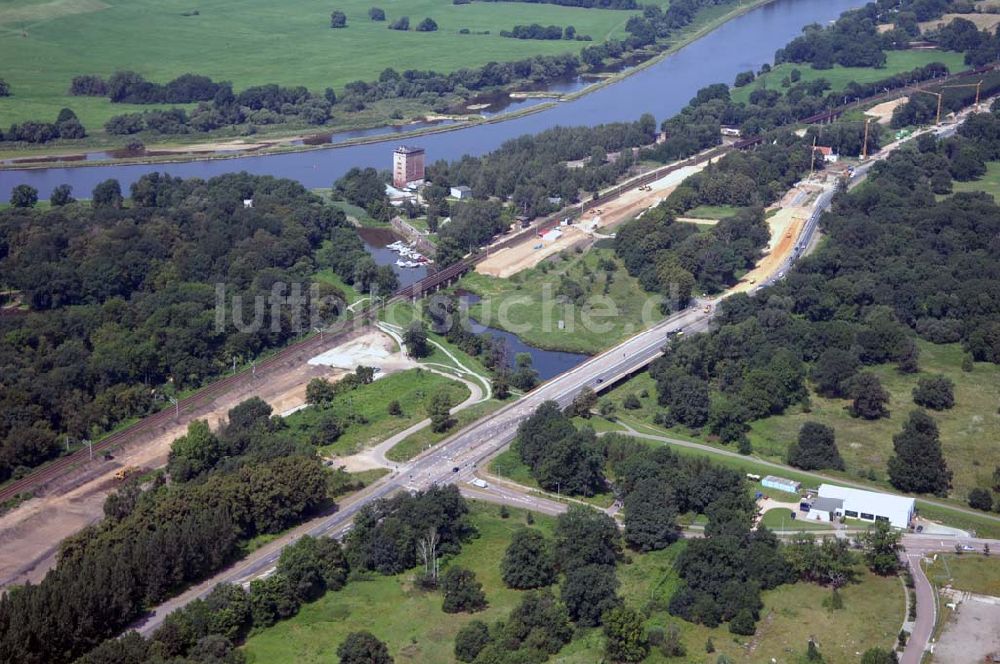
[731,50,968,104]
[459,247,663,354]
[241,502,903,664]
[286,367,469,455]
[0,0,651,130]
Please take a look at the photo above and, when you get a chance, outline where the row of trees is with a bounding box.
[0,172,362,482]
[500,24,589,40]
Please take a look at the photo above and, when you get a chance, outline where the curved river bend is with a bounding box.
[0,0,861,200]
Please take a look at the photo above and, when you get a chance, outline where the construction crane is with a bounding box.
[913,89,944,125]
[941,79,984,111]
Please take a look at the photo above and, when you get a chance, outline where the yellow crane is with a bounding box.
[941,79,984,111]
[913,89,944,125]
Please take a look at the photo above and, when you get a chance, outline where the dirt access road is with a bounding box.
[476,160,711,277]
[0,329,404,589]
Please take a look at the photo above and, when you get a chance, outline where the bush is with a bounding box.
[416,17,438,32]
[368,6,385,20]
[389,15,409,30]
[330,10,347,28]
[912,375,955,410]
[968,488,994,511]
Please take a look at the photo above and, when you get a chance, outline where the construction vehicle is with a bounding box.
[114,466,140,481]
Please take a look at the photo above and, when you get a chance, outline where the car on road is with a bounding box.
[452,466,459,473]
[469,478,489,489]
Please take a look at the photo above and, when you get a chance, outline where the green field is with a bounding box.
[0,0,648,130]
[385,398,504,462]
[242,502,903,663]
[459,247,662,354]
[732,50,969,104]
[683,204,744,220]
[926,553,1000,596]
[286,368,469,455]
[951,160,1000,198]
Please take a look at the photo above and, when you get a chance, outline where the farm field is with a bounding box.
[0,0,652,130]
[459,247,663,354]
[241,502,903,663]
[731,50,968,104]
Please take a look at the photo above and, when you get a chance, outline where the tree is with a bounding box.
[441,566,487,613]
[561,563,620,626]
[167,419,223,482]
[501,528,556,589]
[554,505,621,570]
[887,409,952,495]
[9,185,38,208]
[92,178,124,208]
[0,79,10,96]
[337,631,393,664]
[623,477,679,552]
[856,521,901,576]
[330,10,347,28]
[728,608,756,635]
[787,422,844,471]
[402,321,429,357]
[603,606,648,663]
[848,372,890,420]
[277,535,348,601]
[806,639,823,662]
[569,386,597,418]
[811,348,858,398]
[968,488,993,511]
[50,184,74,206]
[416,17,438,32]
[454,620,490,662]
[305,377,338,405]
[389,15,409,30]
[368,6,385,20]
[428,389,454,433]
[860,647,898,664]
[387,400,402,416]
[912,375,954,410]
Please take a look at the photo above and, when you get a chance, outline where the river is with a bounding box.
[0,0,861,200]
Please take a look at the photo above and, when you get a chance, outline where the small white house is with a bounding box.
[243,198,253,209]
[450,185,472,200]
[817,484,915,529]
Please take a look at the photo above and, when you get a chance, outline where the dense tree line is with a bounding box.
[0,172,360,482]
[0,449,332,664]
[500,24,589,40]
[480,0,637,8]
[71,71,225,104]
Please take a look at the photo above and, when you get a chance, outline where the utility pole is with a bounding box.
[84,439,93,461]
[809,135,817,179]
[168,396,179,419]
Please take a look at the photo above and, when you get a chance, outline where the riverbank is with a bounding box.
[0,0,775,171]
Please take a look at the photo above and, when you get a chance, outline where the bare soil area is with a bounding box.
[932,591,1000,663]
[866,97,909,125]
[476,161,711,278]
[0,329,403,589]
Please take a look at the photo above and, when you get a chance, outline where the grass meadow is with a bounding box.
[241,501,903,663]
[731,50,968,104]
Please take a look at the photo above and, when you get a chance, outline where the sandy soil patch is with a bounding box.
[920,13,1000,32]
[476,161,712,279]
[734,197,811,293]
[876,23,895,34]
[932,591,1000,663]
[0,329,405,590]
[866,97,909,125]
[476,226,592,277]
